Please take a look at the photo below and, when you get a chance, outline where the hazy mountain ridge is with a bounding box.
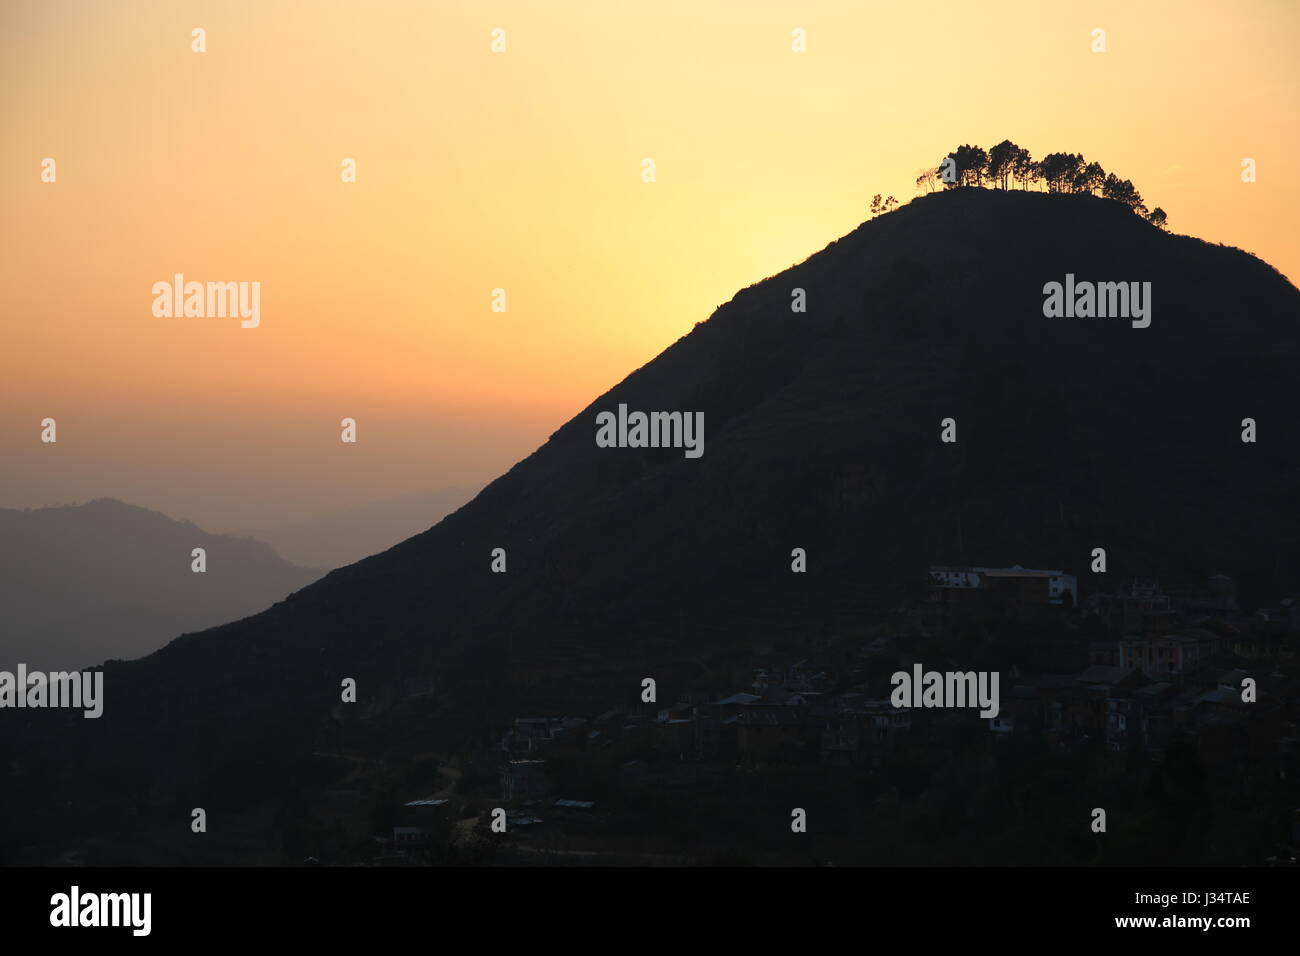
[236,486,478,570]
[0,498,323,670]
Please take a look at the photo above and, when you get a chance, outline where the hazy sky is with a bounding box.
[3,0,1297,532]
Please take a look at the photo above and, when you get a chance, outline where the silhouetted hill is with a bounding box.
[4,190,1297,863]
[0,498,322,670]
[237,486,477,570]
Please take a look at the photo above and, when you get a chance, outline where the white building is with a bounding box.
[929,565,1078,606]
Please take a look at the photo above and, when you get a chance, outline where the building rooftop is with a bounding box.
[715,692,762,706]
[1076,664,1134,686]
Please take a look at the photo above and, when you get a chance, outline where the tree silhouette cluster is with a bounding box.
[870,193,899,217]
[914,140,1167,229]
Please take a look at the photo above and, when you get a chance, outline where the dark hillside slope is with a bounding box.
[3,189,1297,861]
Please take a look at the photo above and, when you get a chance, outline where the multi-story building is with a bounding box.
[1118,629,1220,680]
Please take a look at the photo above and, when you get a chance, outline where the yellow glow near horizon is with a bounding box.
[2,0,1297,529]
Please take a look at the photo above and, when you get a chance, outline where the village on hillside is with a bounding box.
[357,564,1300,866]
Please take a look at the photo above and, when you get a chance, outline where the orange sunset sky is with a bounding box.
[2,0,1297,533]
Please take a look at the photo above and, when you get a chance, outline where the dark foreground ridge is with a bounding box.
[3,189,1298,865]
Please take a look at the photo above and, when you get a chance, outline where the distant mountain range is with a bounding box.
[4,189,1297,863]
[0,499,322,670]
[235,487,477,570]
